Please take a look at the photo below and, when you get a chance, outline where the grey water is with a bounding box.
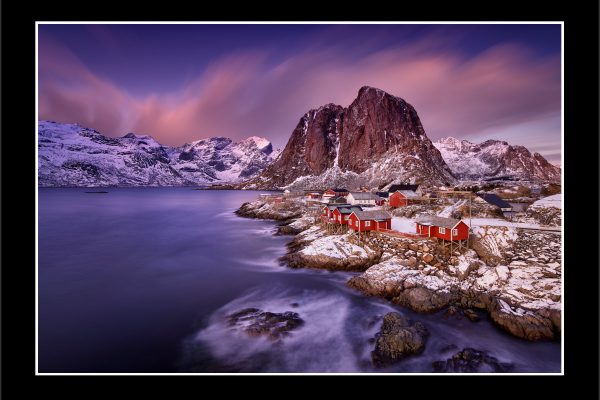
[38,188,560,373]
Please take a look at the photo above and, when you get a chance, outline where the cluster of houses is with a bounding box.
[260,184,519,250]
[321,204,392,233]
[319,200,469,248]
[305,184,423,208]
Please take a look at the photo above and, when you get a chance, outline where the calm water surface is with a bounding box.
[38,188,560,373]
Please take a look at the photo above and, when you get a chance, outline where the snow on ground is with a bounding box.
[300,234,369,259]
[437,199,467,217]
[391,217,416,233]
[469,218,559,231]
[530,194,561,209]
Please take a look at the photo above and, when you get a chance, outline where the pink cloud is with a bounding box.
[39,35,560,162]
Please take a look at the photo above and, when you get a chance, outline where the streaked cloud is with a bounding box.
[39,28,561,163]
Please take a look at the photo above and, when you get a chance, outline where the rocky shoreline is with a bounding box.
[235,198,561,344]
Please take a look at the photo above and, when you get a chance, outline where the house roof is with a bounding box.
[327,188,349,193]
[394,190,419,198]
[388,184,419,192]
[416,215,465,229]
[336,206,363,215]
[329,196,347,203]
[477,193,512,209]
[352,210,392,221]
[325,203,351,211]
[349,192,381,200]
[375,192,389,198]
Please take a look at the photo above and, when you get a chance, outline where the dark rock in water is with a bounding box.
[85,191,108,194]
[463,309,480,322]
[432,348,513,373]
[226,308,304,341]
[445,306,460,317]
[371,312,429,367]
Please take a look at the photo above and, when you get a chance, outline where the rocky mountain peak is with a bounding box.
[241,86,456,190]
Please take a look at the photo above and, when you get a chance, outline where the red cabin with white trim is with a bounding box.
[415,216,469,241]
[389,190,418,208]
[348,210,392,232]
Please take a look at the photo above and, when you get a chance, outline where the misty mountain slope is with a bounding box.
[433,137,560,183]
[38,121,277,187]
[242,86,456,190]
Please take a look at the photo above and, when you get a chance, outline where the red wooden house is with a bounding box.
[331,206,363,226]
[415,216,469,241]
[323,188,349,202]
[305,190,323,200]
[321,204,351,223]
[389,190,419,208]
[348,210,392,232]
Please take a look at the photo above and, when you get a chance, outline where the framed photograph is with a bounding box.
[2,5,598,395]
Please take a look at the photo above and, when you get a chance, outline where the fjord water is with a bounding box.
[38,188,560,373]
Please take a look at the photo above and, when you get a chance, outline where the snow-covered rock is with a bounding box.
[38,121,277,186]
[520,194,562,226]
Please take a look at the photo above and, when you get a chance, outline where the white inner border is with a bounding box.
[35,20,564,376]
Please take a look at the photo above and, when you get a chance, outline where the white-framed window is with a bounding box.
[452,229,458,236]
[344,215,349,220]
[439,227,446,234]
[355,220,359,227]
[365,221,371,227]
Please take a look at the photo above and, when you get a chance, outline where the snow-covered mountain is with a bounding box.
[38,121,278,187]
[240,86,456,190]
[433,137,561,183]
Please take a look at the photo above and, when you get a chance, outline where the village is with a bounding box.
[257,184,560,249]
[236,183,562,346]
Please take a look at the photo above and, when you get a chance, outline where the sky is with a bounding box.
[38,23,562,165]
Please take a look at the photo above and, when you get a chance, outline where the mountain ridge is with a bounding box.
[433,136,561,183]
[38,120,278,187]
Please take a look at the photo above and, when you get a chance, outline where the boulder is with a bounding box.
[226,308,304,341]
[432,348,513,373]
[422,253,434,263]
[489,300,555,340]
[463,309,480,322]
[393,287,454,313]
[372,312,429,367]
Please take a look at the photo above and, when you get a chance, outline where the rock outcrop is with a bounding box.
[371,312,429,367]
[432,348,513,373]
[226,308,304,341]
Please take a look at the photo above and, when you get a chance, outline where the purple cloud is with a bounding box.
[38,32,560,163]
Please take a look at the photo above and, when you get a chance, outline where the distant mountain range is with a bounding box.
[38,87,560,188]
[38,121,278,187]
[433,137,561,183]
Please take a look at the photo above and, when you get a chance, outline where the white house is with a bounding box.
[347,192,381,206]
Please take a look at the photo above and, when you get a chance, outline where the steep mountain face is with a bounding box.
[433,137,561,183]
[243,86,456,190]
[38,121,277,187]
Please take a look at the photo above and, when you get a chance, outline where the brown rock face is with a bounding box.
[338,86,429,172]
[243,86,455,189]
[254,104,343,188]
